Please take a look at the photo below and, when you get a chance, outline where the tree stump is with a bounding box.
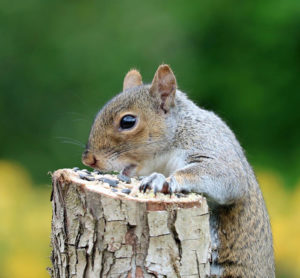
[49,169,211,278]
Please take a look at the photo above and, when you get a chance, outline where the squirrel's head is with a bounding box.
[82,64,177,176]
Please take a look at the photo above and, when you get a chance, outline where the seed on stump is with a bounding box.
[121,188,131,195]
[93,169,103,175]
[85,175,95,181]
[117,174,131,184]
[79,173,87,179]
[98,178,119,188]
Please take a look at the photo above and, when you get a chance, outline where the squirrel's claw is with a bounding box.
[139,173,171,195]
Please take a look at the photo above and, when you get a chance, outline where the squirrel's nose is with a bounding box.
[82,150,97,168]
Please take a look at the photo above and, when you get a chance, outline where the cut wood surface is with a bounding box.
[49,168,211,278]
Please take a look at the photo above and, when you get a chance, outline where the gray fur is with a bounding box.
[84,81,275,277]
[139,90,275,277]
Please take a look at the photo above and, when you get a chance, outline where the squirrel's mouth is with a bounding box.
[121,164,136,177]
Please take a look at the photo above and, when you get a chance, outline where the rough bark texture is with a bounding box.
[50,169,211,278]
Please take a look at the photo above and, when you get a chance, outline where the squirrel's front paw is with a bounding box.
[139,173,171,195]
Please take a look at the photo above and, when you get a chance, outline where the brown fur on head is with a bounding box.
[82,65,177,176]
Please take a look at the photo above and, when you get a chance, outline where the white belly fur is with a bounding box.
[138,149,187,177]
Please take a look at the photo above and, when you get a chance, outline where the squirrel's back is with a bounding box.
[174,91,274,277]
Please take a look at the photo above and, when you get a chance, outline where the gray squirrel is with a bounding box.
[82,64,275,277]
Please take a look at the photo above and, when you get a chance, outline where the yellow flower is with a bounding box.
[0,161,51,278]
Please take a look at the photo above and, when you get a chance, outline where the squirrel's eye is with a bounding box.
[120,115,137,130]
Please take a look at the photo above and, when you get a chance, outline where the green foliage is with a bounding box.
[0,0,299,185]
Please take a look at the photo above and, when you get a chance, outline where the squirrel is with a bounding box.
[82,64,275,277]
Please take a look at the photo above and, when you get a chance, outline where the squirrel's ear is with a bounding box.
[150,64,177,113]
[123,69,143,91]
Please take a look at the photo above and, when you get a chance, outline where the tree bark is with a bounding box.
[49,169,211,278]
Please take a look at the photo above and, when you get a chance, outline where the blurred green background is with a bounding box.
[0,0,299,277]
